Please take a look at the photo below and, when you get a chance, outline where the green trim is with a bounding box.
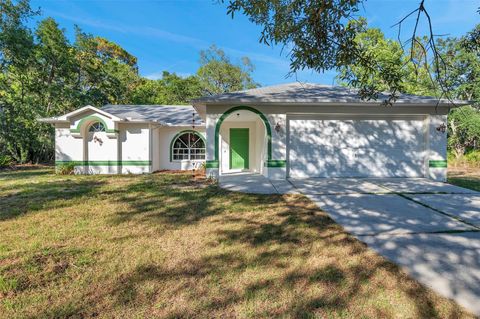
[70,115,118,134]
[266,160,287,167]
[429,160,447,168]
[169,130,206,162]
[214,106,272,164]
[229,128,249,169]
[205,160,219,168]
[55,160,151,166]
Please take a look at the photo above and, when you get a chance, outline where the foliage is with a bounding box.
[224,0,362,73]
[197,44,258,95]
[0,1,142,164]
[1,1,259,164]
[448,106,480,158]
[224,0,475,104]
[130,71,203,105]
[437,28,480,104]
[56,162,75,175]
[0,154,12,168]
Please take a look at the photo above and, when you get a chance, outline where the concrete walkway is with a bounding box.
[219,173,297,194]
[219,175,480,315]
[292,178,480,316]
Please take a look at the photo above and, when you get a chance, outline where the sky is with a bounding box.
[30,0,479,86]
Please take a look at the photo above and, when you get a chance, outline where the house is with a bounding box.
[40,82,468,181]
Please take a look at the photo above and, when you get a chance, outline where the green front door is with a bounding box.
[230,128,249,169]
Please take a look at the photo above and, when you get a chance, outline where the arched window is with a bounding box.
[88,122,106,133]
[172,132,205,161]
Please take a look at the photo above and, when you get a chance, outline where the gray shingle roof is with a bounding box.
[101,105,204,126]
[192,82,468,106]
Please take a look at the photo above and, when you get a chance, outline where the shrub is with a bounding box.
[465,150,480,167]
[56,162,76,175]
[0,155,13,168]
[447,150,480,168]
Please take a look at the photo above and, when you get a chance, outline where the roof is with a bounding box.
[101,105,204,126]
[192,82,470,106]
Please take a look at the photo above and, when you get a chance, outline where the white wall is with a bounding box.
[255,118,266,176]
[70,110,116,134]
[154,126,206,171]
[55,123,83,161]
[426,114,448,181]
[118,123,151,174]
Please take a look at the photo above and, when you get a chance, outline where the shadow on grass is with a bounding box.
[109,174,257,228]
[0,167,53,181]
[448,176,480,192]
[0,177,105,221]
[105,175,465,318]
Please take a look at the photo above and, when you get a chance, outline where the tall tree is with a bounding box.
[197,44,258,95]
[130,71,203,105]
[0,0,142,163]
[223,0,464,103]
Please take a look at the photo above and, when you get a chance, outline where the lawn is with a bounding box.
[0,167,475,318]
[448,167,480,192]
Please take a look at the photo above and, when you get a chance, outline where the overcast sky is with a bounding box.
[30,0,479,86]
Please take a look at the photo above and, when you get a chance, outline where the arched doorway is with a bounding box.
[214,106,272,175]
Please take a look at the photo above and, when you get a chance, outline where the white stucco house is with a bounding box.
[40,82,468,181]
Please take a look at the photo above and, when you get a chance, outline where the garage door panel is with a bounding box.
[288,117,426,178]
[291,119,424,149]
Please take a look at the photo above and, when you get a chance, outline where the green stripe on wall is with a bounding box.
[266,160,287,168]
[56,160,151,166]
[205,160,219,168]
[429,160,447,168]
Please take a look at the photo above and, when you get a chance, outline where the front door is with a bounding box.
[230,128,249,170]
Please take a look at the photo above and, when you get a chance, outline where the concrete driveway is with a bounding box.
[289,178,480,316]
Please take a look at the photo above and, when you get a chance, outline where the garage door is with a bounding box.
[288,115,426,178]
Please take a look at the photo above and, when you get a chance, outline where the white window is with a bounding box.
[88,122,106,133]
[172,132,205,161]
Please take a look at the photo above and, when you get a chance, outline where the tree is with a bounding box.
[337,26,439,98]
[448,106,480,158]
[130,71,203,105]
[73,29,141,106]
[197,44,258,95]
[437,26,480,104]
[0,0,143,163]
[223,0,463,103]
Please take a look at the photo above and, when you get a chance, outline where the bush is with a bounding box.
[0,155,13,168]
[56,162,76,175]
[448,150,480,168]
[465,150,480,166]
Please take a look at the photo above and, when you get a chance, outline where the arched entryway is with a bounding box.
[214,106,272,175]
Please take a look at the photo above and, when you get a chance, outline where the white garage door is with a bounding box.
[288,115,426,178]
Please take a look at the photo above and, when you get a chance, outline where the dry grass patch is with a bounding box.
[0,167,474,318]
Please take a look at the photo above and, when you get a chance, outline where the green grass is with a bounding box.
[0,167,474,318]
[448,168,480,192]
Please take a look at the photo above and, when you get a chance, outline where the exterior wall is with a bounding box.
[255,119,267,177]
[205,105,287,179]
[55,123,83,162]
[70,110,117,135]
[118,123,151,174]
[426,114,448,181]
[155,126,206,171]
[205,104,450,181]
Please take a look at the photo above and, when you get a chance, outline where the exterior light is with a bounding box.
[275,122,281,133]
[436,123,446,133]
